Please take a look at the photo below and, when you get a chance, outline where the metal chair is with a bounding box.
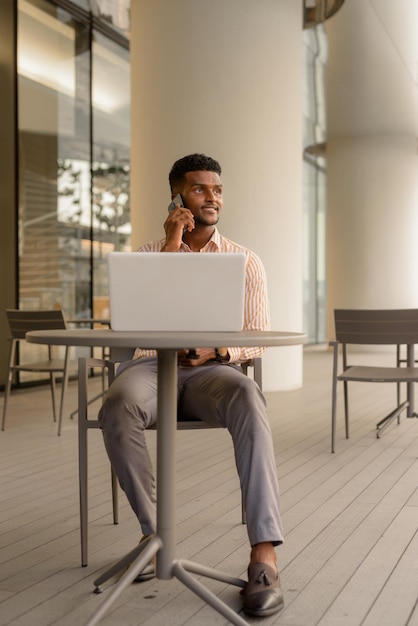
[78,349,262,566]
[2,309,73,436]
[330,308,418,453]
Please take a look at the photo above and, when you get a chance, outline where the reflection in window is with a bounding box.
[17,0,130,324]
[92,31,131,318]
[17,0,131,381]
[90,0,130,38]
[92,163,130,238]
[18,0,91,317]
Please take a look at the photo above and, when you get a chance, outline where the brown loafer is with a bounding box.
[133,562,155,583]
[132,536,155,582]
[243,563,284,617]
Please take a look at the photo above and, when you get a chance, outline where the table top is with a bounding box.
[26,328,306,350]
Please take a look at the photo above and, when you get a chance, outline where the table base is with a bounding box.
[86,535,249,626]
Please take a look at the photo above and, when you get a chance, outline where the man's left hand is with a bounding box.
[178,348,217,367]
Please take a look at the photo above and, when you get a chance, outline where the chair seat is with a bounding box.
[154,417,221,430]
[2,309,72,436]
[339,365,418,383]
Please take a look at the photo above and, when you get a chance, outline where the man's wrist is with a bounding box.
[215,347,229,362]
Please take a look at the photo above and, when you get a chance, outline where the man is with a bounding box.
[99,153,284,617]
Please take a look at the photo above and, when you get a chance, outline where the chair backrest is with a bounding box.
[6,309,67,339]
[109,346,134,362]
[334,309,418,346]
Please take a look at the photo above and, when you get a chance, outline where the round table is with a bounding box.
[27,328,306,626]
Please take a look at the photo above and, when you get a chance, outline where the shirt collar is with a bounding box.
[208,227,221,249]
[179,227,221,252]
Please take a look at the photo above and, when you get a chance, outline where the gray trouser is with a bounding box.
[98,357,284,547]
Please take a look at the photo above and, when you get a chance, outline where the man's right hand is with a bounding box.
[162,205,195,251]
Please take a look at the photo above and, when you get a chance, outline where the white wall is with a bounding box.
[326,0,418,334]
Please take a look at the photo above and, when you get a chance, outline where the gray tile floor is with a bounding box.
[1,347,417,625]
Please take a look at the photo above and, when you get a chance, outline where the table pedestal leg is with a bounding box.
[173,560,248,625]
[156,350,177,578]
[86,349,250,626]
[88,535,162,626]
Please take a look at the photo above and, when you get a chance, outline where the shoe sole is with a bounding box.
[133,572,155,583]
[243,599,285,617]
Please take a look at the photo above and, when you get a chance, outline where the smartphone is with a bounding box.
[168,193,184,213]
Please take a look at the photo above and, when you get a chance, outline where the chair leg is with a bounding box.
[77,356,110,566]
[241,492,246,525]
[78,357,89,567]
[331,384,338,454]
[111,466,119,525]
[57,349,70,436]
[1,370,13,431]
[331,343,339,453]
[253,358,262,389]
[2,341,17,431]
[343,380,349,439]
[50,372,57,423]
[396,345,401,407]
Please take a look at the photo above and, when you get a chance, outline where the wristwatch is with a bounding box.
[215,347,229,362]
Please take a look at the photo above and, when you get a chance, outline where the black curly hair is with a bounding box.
[169,153,222,191]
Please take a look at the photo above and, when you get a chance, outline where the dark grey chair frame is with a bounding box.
[330,308,418,453]
[78,348,262,566]
[2,309,72,436]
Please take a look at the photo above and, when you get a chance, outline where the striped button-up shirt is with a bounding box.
[133,228,270,363]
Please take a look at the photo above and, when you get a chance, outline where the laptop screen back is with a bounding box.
[108,252,246,332]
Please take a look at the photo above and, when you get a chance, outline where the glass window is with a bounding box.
[17,0,131,380]
[18,0,91,317]
[92,31,131,320]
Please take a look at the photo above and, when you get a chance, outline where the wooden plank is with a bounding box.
[319,497,418,625]
[1,348,417,626]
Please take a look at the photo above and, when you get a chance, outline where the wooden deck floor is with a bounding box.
[1,346,417,626]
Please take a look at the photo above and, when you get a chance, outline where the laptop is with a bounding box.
[108,252,246,332]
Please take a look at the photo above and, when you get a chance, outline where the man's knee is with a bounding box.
[230,374,266,408]
[99,384,145,432]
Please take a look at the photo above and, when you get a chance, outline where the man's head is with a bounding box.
[169,154,223,228]
[169,154,221,191]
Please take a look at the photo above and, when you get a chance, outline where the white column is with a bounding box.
[130,0,304,390]
[326,0,418,336]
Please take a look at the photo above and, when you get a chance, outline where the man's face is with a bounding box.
[177,170,223,227]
